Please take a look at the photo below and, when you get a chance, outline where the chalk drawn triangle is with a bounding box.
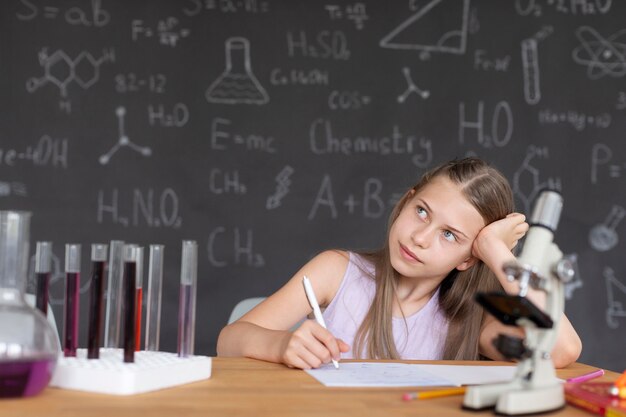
[605,267,626,329]
[379,0,470,55]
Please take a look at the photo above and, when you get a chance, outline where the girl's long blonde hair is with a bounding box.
[353,157,514,360]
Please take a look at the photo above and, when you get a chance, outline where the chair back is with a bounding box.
[227,297,266,324]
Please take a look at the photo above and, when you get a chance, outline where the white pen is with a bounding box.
[302,275,340,369]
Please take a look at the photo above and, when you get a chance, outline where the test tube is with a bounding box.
[35,241,52,316]
[122,244,137,363]
[145,244,164,351]
[87,244,107,359]
[177,240,197,357]
[104,240,124,348]
[63,244,81,357]
[134,246,144,351]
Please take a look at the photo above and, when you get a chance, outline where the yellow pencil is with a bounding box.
[402,387,466,401]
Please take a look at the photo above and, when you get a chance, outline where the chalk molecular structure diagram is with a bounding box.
[26,48,115,98]
[512,147,561,215]
[99,107,152,165]
[397,67,430,103]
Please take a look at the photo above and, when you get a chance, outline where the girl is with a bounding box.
[217,158,582,369]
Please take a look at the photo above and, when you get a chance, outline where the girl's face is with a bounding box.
[389,175,486,283]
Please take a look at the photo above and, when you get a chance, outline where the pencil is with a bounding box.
[402,387,466,401]
[566,369,604,384]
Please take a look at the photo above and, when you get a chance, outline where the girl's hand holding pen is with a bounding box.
[278,320,350,370]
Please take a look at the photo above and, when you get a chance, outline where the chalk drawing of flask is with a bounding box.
[589,205,625,252]
[206,37,269,105]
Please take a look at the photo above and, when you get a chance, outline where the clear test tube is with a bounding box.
[122,244,137,363]
[35,241,53,316]
[104,240,124,348]
[63,244,81,357]
[87,244,107,359]
[145,244,164,351]
[134,246,144,351]
[177,240,197,357]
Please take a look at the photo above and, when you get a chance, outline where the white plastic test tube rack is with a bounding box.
[50,348,212,395]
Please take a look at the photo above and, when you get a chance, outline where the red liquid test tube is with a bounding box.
[134,246,144,352]
[87,244,107,359]
[122,245,137,363]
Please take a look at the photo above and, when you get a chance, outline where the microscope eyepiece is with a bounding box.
[530,190,563,232]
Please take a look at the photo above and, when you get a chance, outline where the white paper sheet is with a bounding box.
[413,364,517,386]
[305,362,516,388]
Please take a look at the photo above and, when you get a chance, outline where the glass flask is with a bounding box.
[0,211,60,398]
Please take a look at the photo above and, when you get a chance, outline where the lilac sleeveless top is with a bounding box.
[323,252,449,360]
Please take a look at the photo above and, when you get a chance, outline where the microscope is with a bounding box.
[462,190,575,415]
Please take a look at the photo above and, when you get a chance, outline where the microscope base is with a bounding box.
[463,382,564,415]
[496,384,564,415]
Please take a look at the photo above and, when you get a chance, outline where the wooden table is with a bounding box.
[2,357,619,416]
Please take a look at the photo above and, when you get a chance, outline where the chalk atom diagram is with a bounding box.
[99,107,152,165]
[572,26,626,79]
[379,0,470,59]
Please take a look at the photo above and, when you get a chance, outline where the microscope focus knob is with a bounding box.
[493,334,532,360]
[554,257,575,283]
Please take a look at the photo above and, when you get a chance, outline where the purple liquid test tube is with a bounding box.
[177,240,197,357]
[35,241,52,316]
[87,244,107,359]
[122,245,137,363]
[63,244,81,357]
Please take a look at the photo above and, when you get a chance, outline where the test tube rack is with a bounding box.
[50,348,212,395]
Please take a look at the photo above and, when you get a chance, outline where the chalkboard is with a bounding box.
[1,0,624,371]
